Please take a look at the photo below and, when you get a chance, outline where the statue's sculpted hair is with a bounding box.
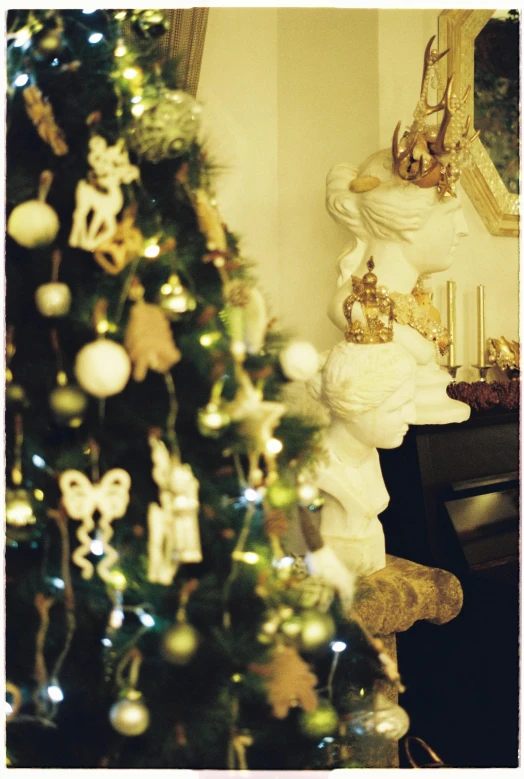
[316,341,416,421]
[326,149,440,246]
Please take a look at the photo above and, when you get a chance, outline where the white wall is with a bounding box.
[198,8,519,378]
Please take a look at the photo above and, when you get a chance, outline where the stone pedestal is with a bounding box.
[351,555,463,767]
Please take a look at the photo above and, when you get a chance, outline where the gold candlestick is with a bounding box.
[447,280,456,367]
[477,284,486,367]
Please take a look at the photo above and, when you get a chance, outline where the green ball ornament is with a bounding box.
[49,385,88,427]
[161,622,200,665]
[109,692,150,737]
[6,488,37,528]
[299,699,339,740]
[299,609,336,654]
[266,480,297,509]
[131,9,169,39]
[6,383,28,410]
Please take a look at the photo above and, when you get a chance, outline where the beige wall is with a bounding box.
[198,8,519,378]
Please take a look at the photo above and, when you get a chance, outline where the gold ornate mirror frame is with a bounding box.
[439,10,519,237]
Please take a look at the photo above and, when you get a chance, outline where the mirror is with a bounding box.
[439,9,519,237]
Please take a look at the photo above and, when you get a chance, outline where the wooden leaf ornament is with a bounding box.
[23,85,68,156]
[93,206,143,275]
[256,646,318,719]
[125,301,181,382]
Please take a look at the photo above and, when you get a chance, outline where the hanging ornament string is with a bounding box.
[11,412,24,486]
[33,593,55,716]
[50,326,67,387]
[164,371,179,453]
[6,682,23,723]
[227,696,252,771]
[115,646,143,693]
[48,505,77,683]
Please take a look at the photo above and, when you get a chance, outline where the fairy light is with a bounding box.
[14,74,29,88]
[34,489,44,501]
[131,103,145,118]
[123,67,138,80]
[114,10,127,20]
[109,607,124,629]
[131,95,142,104]
[5,701,13,716]
[47,683,64,703]
[82,8,97,13]
[90,538,104,556]
[88,32,103,44]
[231,550,259,565]
[266,437,283,455]
[101,637,113,647]
[331,641,347,653]
[32,454,46,468]
[114,39,127,58]
[50,577,65,590]
[143,243,160,259]
[243,487,259,503]
[137,610,155,628]
[13,28,31,47]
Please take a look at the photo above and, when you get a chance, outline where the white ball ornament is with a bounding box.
[35,282,72,317]
[75,340,131,399]
[8,200,60,249]
[280,341,319,381]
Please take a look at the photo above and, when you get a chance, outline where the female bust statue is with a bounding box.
[307,340,417,577]
[325,151,470,425]
[325,36,478,424]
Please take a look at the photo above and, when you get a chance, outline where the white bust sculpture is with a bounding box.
[307,340,417,578]
[325,148,470,425]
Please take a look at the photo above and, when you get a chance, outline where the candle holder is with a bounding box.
[472,365,490,383]
[446,365,461,382]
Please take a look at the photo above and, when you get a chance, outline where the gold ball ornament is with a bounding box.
[8,201,59,249]
[157,275,197,321]
[109,692,150,737]
[74,340,131,399]
[299,610,336,654]
[49,385,88,426]
[161,622,200,665]
[298,699,339,739]
[35,282,72,317]
[6,488,37,527]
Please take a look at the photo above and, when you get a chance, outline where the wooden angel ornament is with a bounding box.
[147,437,202,585]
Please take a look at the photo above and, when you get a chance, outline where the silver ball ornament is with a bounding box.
[35,282,72,317]
[8,201,59,249]
[49,385,88,426]
[161,622,200,665]
[74,340,131,399]
[128,89,202,163]
[109,693,150,737]
[346,693,409,741]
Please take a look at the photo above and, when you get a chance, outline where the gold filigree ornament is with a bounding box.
[343,258,394,344]
[391,36,479,200]
[389,280,450,357]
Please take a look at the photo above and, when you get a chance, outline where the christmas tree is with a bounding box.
[5,10,406,769]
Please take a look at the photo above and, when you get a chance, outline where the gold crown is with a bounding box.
[343,258,394,344]
[391,36,479,199]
